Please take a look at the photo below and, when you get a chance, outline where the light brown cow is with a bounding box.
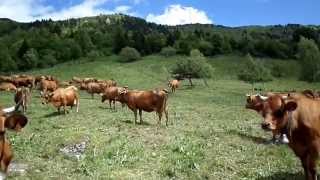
[101,86,127,110]
[117,88,169,125]
[0,76,12,83]
[168,79,180,92]
[39,79,58,93]
[85,82,105,99]
[14,87,30,113]
[41,86,79,114]
[0,104,28,174]
[259,93,320,180]
[0,83,17,92]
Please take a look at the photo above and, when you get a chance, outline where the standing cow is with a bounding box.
[101,86,127,110]
[14,87,30,113]
[117,88,169,126]
[168,79,180,93]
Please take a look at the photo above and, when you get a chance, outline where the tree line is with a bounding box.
[0,14,319,74]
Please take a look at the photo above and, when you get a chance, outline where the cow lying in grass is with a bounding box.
[117,88,169,126]
[0,103,28,175]
[41,86,79,114]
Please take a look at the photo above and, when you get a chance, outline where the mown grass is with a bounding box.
[1,55,320,179]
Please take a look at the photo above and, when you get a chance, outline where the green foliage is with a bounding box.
[238,54,273,84]
[160,46,177,57]
[0,44,17,72]
[119,47,141,62]
[298,37,320,82]
[22,48,39,69]
[190,49,204,58]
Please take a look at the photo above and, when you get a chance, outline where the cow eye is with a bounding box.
[273,110,284,118]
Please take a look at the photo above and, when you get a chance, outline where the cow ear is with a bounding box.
[284,101,297,112]
[5,113,28,132]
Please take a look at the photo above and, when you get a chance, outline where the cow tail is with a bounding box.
[75,93,79,113]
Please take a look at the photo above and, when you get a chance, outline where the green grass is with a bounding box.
[1,55,320,179]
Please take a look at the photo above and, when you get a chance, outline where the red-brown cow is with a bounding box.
[41,86,79,114]
[259,93,320,180]
[85,82,105,99]
[117,88,169,125]
[11,75,35,89]
[39,79,58,93]
[0,103,28,174]
[101,86,127,110]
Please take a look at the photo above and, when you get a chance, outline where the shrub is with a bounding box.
[190,49,204,58]
[119,47,141,62]
[160,46,177,57]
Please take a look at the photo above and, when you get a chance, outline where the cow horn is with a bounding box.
[258,94,268,100]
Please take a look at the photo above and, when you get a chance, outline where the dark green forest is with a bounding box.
[0,14,319,73]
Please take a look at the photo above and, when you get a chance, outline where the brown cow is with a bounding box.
[11,75,35,89]
[259,93,320,180]
[85,82,105,99]
[168,79,180,92]
[0,104,28,174]
[14,87,30,113]
[117,88,169,125]
[39,79,58,93]
[101,86,127,110]
[246,94,289,143]
[41,86,79,114]
[0,83,17,92]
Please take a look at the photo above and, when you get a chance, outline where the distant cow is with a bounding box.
[85,82,105,99]
[39,79,58,93]
[117,88,169,125]
[0,83,16,92]
[11,75,35,89]
[168,79,180,92]
[41,86,79,114]
[83,78,97,83]
[72,76,82,84]
[14,87,30,113]
[259,93,320,180]
[101,86,127,110]
[0,76,12,83]
[0,103,28,174]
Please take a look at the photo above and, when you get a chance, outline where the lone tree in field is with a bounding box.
[119,46,141,62]
[171,54,213,86]
[298,37,320,82]
[238,54,273,90]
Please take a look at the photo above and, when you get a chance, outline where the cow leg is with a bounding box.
[91,93,94,99]
[158,112,162,126]
[165,109,169,126]
[57,107,61,113]
[139,109,143,124]
[109,100,112,109]
[64,105,67,115]
[133,110,137,125]
[113,100,116,111]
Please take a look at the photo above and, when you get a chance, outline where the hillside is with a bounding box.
[1,55,320,179]
[1,14,320,73]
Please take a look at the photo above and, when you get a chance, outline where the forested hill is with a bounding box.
[0,14,319,73]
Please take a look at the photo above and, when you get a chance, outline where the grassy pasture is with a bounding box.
[1,55,320,180]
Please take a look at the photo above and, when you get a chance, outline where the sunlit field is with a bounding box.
[1,55,320,179]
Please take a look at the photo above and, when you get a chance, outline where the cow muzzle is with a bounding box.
[261,122,271,131]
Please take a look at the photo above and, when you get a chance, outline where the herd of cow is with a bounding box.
[2,74,320,179]
[0,74,181,178]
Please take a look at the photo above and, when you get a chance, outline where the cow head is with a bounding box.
[260,95,297,132]
[245,94,266,112]
[40,91,54,105]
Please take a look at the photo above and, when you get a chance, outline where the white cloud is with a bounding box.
[146,4,213,25]
[0,0,133,22]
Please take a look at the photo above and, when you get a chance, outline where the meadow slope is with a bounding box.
[1,55,320,180]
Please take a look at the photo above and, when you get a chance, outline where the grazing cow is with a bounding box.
[14,87,30,113]
[168,79,180,92]
[0,104,28,174]
[117,88,169,125]
[41,86,79,114]
[39,79,58,93]
[0,83,17,92]
[11,75,35,89]
[246,94,289,143]
[85,82,105,99]
[101,86,127,110]
[72,76,82,84]
[259,93,320,180]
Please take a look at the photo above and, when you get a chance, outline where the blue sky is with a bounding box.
[0,0,319,26]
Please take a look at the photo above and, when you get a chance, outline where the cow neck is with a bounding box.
[286,111,294,141]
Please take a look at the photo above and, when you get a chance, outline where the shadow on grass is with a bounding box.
[256,172,305,180]
[43,111,63,118]
[123,120,151,126]
[228,129,271,145]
